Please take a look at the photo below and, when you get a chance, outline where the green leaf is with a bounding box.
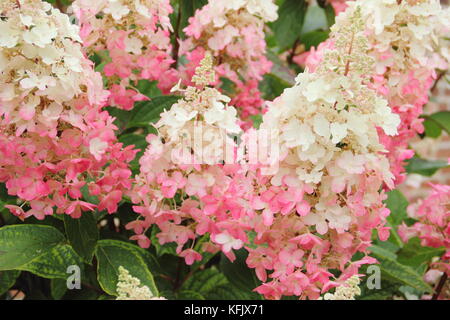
[405,157,449,176]
[383,190,408,248]
[178,290,206,300]
[385,190,408,226]
[50,278,68,300]
[64,213,99,263]
[369,245,433,292]
[136,80,162,98]
[182,267,227,296]
[0,270,20,295]
[119,133,148,152]
[180,267,252,300]
[18,244,83,279]
[0,224,65,270]
[358,280,399,300]
[300,30,329,51]
[422,111,450,137]
[250,114,263,129]
[397,237,446,270]
[369,244,398,260]
[107,107,134,133]
[271,0,307,51]
[219,249,261,295]
[323,4,336,27]
[259,73,291,101]
[423,118,442,138]
[128,95,180,128]
[95,239,158,296]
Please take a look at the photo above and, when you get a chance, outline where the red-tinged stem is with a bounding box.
[432,272,448,300]
[344,32,355,77]
[430,71,445,94]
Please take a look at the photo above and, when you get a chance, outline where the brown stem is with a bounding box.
[173,259,183,291]
[55,0,65,13]
[287,38,300,65]
[432,272,448,300]
[158,274,173,282]
[180,270,194,287]
[171,4,182,69]
[81,282,103,294]
[0,212,5,227]
[430,71,445,94]
[107,215,116,232]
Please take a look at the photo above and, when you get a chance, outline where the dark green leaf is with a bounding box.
[18,244,83,279]
[0,225,65,270]
[259,73,291,101]
[136,80,162,98]
[324,4,336,27]
[0,270,20,295]
[128,95,180,128]
[219,249,261,295]
[50,278,68,300]
[64,213,99,263]
[271,0,307,51]
[300,30,329,51]
[358,280,399,300]
[180,267,253,300]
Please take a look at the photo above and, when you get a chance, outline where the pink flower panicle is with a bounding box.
[71,0,178,109]
[182,0,278,126]
[0,0,137,220]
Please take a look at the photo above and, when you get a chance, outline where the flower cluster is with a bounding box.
[127,52,244,260]
[319,275,361,300]
[127,7,400,299]
[237,7,399,299]
[71,0,177,109]
[182,0,278,126]
[116,266,166,300]
[399,184,450,275]
[0,0,136,220]
[328,0,349,15]
[304,0,450,185]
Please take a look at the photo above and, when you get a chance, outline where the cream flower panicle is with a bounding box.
[116,266,166,300]
[319,275,362,300]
